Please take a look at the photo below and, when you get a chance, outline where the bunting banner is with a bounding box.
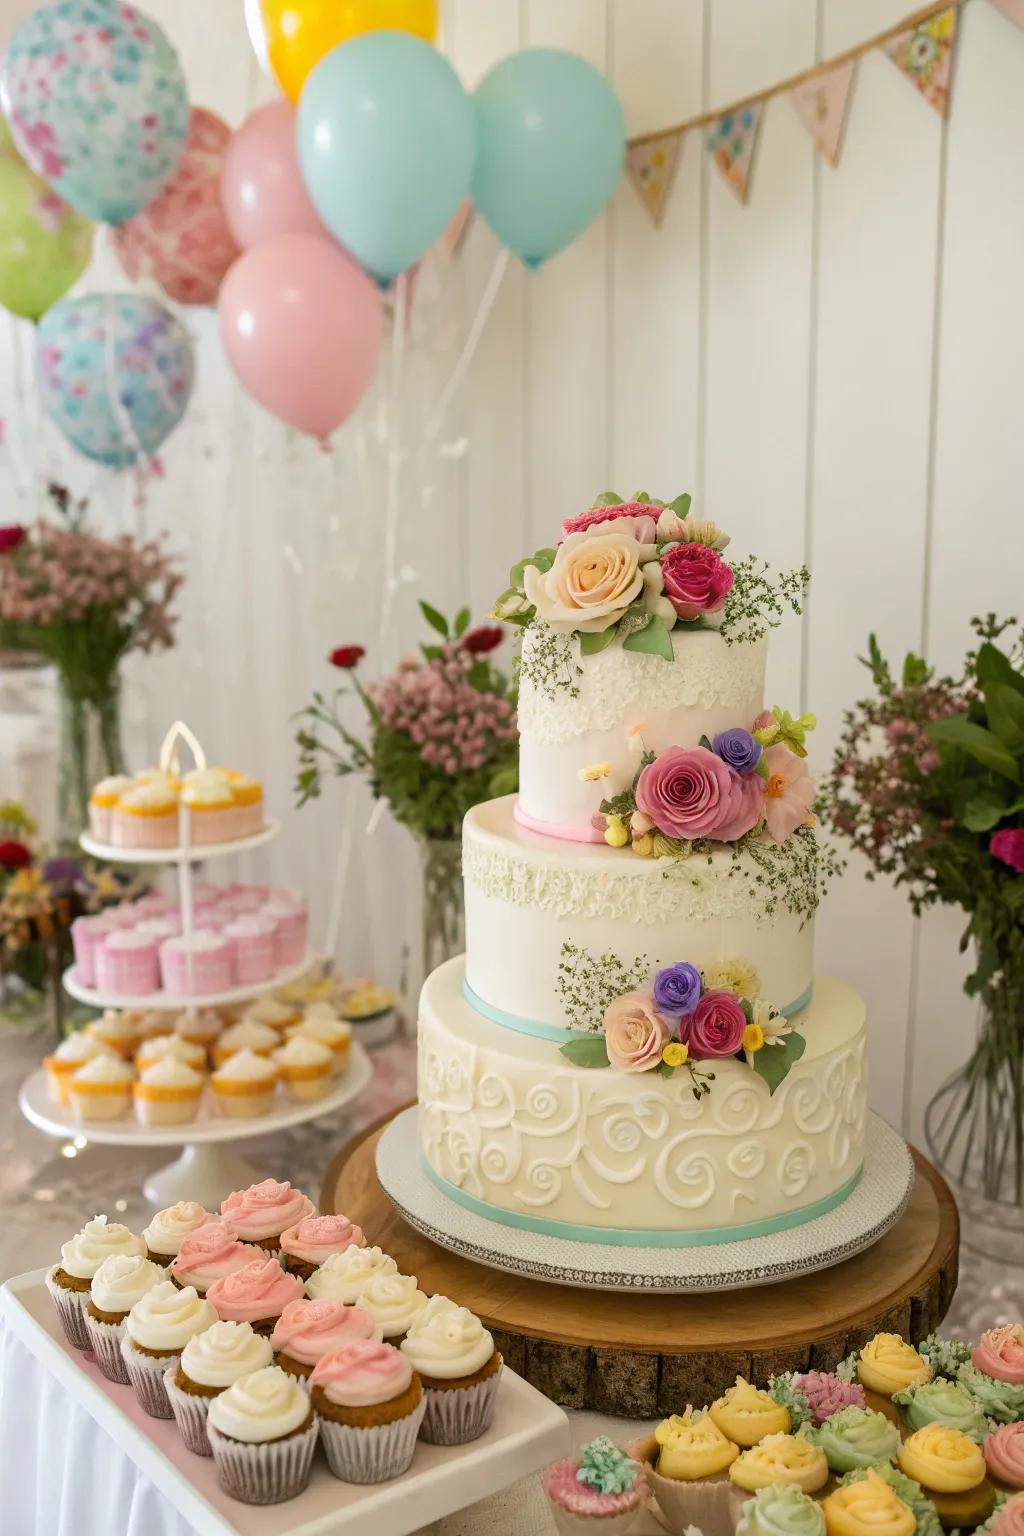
[988,0,1024,27]
[707,104,763,203]
[790,59,857,166]
[626,131,683,226]
[883,7,959,115]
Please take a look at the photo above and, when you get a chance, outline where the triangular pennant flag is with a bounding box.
[988,0,1024,29]
[706,103,764,203]
[884,7,958,116]
[626,131,683,226]
[790,58,857,167]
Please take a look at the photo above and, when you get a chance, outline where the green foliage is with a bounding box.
[751,1031,806,1095]
[559,1036,611,1068]
[622,614,674,660]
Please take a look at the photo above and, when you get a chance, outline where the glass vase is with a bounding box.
[418,835,465,985]
[57,675,125,848]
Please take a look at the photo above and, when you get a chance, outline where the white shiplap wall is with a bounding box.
[2,0,1022,1146]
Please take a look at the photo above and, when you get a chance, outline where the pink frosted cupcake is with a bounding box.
[207,1258,305,1337]
[221,1179,316,1254]
[160,931,234,996]
[987,1423,1024,1492]
[545,1439,649,1536]
[171,1220,265,1295]
[95,930,161,995]
[311,1340,426,1484]
[280,1214,365,1281]
[261,897,308,969]
[271,1298,380,1383]
[223,916,277,984]
[207,1365,317,1503]
[70,912,120,988]
[85,1253,166,1383]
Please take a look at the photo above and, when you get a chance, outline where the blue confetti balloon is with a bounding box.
[0,0,190,225]
[36,293,194,469]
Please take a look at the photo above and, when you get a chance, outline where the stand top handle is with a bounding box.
[159,720,207,777]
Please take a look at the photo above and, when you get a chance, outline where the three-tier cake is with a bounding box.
[416,494,866,1250]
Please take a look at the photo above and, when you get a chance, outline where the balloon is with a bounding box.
[264,0,438,103]
[471,49,625,267]
[245,0,272,77]
[36,293,194,468]
[0,129,92,321]
[0,0,190,225]
[219,234,382,441]
[297,31,476,286]
[221,102,327,251]
[113,109,239,306]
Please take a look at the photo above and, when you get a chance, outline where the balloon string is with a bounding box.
[322,781,355,969]
[378,269,408,665]
[101,289,149,508]
[421,245,510,450]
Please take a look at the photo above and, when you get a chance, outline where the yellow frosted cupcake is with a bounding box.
[133,1058,205,1126]
[210,1049,278,1119]
[822,1468,917,1536]
[68,1054,135,1122]
[857,1333,933,1399]
[730,1432,829,1494]
[710,1377,791,1447]
[272,1036,333,1102]
[636,1412,743,1536]
[898,1423,995,1528]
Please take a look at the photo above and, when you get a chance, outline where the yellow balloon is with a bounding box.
[264,0,439,103]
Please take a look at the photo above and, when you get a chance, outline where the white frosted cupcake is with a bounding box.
[212,1018,280,1067]
[400,1295,502,1445]
[135,1033,207,1074]
[174,1008,223,1048]
[86,1009,142,1060]
[272,1036,332,1102]
[306,1247,398,1306]
[133,1057,205,1126]
[311,1340,426,1483]
[143,1201,214,1266]
[210,1049,278,1119]
[355,1273,428,1344]
[286,1013,352,1075]
[67,1053,135,1123]
[166,1320,273,1456]
[46,1215,147,1351]
[88,773,134,840]
[85,1254,165,1383]
[243,997,300,1032]
[207,1365,318,1503]
[120,1281,217,1418]
[43,1030,116,1107]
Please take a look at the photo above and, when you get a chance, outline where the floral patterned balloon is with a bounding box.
[36,292,194,468]
[114,108,239,305]
[0,0,190,225]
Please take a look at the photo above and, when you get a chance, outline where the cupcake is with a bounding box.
[632,1411,742,1536]
[774,1370,867,1429]
[67,1054,135,1122]
[242,997,300,1031]
[986,1423,1024,1492]
[338,982,395,1027]
[285,1014,352,1076]
[987,1495,1024,1536]
[95,931,161,996]
[271,1297,379,1382]
[280,1214,365,1281]
[135,916,182,944]
[85,1253,165,1383]
[738,1485,826,1536]
[223,916,276,985]
[710,1377,792,1446]
[86,1009,143,1060]
[174,1008,223,1049]
[220,1180,316,1255]
[43,1031,116,1107]
[894,1379,992,1442]
[181,768,236,847]
[212,1018,281,1067]
[120,1281,217,1418]
[88,774,134,840]
[311,1340,425,1484]
[223,771,263,838]
[822,1468,917,1536]
[261,900,308,970]
[165,1319,273,1456]
[131,1007,176,1041]
[133,1058,205,1126]
[210,1049,278,1119]
[206,1366,317,1503]
[832,1465,942,1536]
[171,1221,265,1294]
[399,1294,501,1445]
[160,931,234,997]
[959,1327,1024,1424]
[111,781,179,849]
[898,1423,995,1528]
[730,1434,829,1495]
[135,1034,207,1074]
[70,912,119,987]
[857,1334,933,1413]
[306,1246,398,1305]
[206,1257,305,1335]
[545,1438,648,1536]
[272,1036,333,1102]
[807,1406,902,1473]
[143,1201,214,1266]
[354,1273,428,1344]
[46,1215,146,1350]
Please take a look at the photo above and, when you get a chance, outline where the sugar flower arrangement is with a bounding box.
[492,490,809,657]
[560,955,806,1100]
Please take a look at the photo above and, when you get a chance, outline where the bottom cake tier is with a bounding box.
[418,957,867,1245]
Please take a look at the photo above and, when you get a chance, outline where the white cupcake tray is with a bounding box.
[0,1268,571,1536]
[18,1043,374,1208]
[62,952,318,1012]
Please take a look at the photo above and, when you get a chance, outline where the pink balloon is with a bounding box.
[219,234,383,441]
[221,101,328,250]
[114,108,240,306]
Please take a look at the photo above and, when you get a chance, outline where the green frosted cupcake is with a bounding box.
[806,1405,901,1473]
[895,1379,992,1443]
[958,1364,1024,1426]
[738,1484,825,1536]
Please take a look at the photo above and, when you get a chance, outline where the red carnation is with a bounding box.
[329,645,365,670]
[0,839,31,870]
[991,828,1024,874]
[0,525,26,553]
[461,625,503,656]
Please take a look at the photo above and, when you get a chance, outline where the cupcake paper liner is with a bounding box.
[647,1468,744,1536]
[119,1337,179,1418]
[548,1505,644,1536]
[207,1417,318,1505]
[319,1396,427,1484]
[84,1312,131,1385]
[164,1368,214,1456]
[419,1366,502,1446]
[45,1266,90,1352]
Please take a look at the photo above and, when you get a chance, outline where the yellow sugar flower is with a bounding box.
[603,816,629,848]
[578,762,612,783]
[898,1424,986,1494]
[654,1411,739,1481]
[710,1377,791,1447]
[743,1023,765,1054]
[633,834,655,858]
[729,1432,829,1495]
[857,1333,933,1397]
[701,958,760,1000]
[662,1042,689,1069]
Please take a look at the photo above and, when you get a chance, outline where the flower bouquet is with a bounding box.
[826,617,1024,1203]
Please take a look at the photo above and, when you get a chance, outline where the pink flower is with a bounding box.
[991,829,1024,875]
[682,991,746,1060]
[562,501,658,543]
[712,770,764,842]
[761,744,815,844]
[660,543,734,620]
[752,709,774,733]
[604,993,671,1072]
[974,1325,1024,1384]
[635,746,733,841]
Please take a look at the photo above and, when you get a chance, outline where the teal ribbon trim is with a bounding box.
[421,1158,864,1248]
[462,978,815,1044]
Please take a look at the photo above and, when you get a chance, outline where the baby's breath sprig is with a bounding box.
[719,557,810,646]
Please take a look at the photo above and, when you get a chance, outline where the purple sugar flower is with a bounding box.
[652,962,703,1020]
[712,727,761,775]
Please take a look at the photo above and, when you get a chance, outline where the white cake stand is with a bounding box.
[20,1043,373,1208]
[61,953,316,1013]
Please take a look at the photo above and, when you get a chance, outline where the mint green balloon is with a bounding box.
[472,49,625,268]
[0,133,92,321]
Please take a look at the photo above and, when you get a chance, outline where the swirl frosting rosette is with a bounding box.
[974,1327,1024,1386]
[898,1424,986,1493]
[279,1215,364,1268]
[206,1364,311,1445]
[835,1465,942,1536]
[857,1334,933,1397]
[791,1371,866,1427]
[654,1412,740,1481]
[309,1339,414,1408]
[142,1201,213,1259]
[730,1433,829,1494]
[206,1258,304,1324]
[895,1379,991,1443]
[710,1377,792,1447]
[957,1362,1024,1425]
[60,1216,146,1279]
[742,1484,826,1536]
[219,1180,315,1242]
[180,1319,272,1388]
[822,1469,917,1536]
[808,1406,901,1473]
[990,1494,1024,1536]
[399,1295,495,1381]
[269,1298,377,1365]
[985,1424,1024,1489]
[305,1246,398,1306]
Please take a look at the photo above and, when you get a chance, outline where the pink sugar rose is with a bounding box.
[991,1496,1024,1536]
[660,542,734,620]
[974,1324,1024,1385]
[682,991,747,1060]
[761,743,815,844]
[712,769,765,843]
[635,745,733,841]
[604,993,671,1073]
[992,829,1024,875]
[562,501,658,543]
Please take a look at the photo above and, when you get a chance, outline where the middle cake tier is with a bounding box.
[464,795,823,1035]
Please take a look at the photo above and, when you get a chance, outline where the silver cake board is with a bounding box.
[376,1107,915,1293]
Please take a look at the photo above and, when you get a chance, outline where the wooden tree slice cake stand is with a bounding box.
[321,1106,960,1418]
